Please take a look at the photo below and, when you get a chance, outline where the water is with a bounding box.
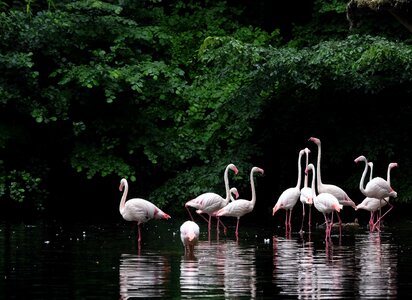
[1,218,412,299]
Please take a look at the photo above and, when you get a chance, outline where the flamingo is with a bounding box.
[185,163,239,238]
[356,161,381,230]
[305,163,343,241]
[195,187,239,218]
[374,162,398,228]
[354,155,397,200]
[308,137,356,209]
[356,161,398,231]
[180,220,200,256]
[119,178,171,246]
[273,149,304,234]
[299,147,313,233]
[214,167,264,239]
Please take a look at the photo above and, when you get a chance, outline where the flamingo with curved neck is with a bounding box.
[299,147,313,233]
[354,155,397,199]
[215,167,264,239]
[273,149,304,235]
[309,137,356,210]
[119,178,171,246]
[185,163,239,238]
[305,163,343,241]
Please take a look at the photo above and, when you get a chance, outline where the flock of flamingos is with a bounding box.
[118,136,398,255]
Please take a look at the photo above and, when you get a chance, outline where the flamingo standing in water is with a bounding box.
[308,137,355,232]
[305,163,343,241]
[273,149,304,235]
[354,156,398,230]
[119,178,171,247]
[354,155,397,200]
[373,162,398,229]
[299,147,313,233]
[214,167,264,239]
[180,220,200,256]
[185,163,238,238]
[356,162,380,230]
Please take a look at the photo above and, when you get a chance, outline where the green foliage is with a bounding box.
[2,0,412,218]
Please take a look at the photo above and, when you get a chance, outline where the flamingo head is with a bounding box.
[119,178,127,191]
[389,162,398,169]
[272,202,283,215]
[308,137,320,145]
[230,187,239,201]
[354,155,367,164]
[304,147,311,154]
[229,163,239,175]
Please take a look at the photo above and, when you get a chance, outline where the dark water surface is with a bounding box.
[1,217,412,299]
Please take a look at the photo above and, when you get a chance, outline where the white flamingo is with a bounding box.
[214,167,264,239]
[305,164,343,241]
[354,155,397,199]
[299,147,313,233]
[185,163,238,237]
[180,220,200,256]
[119,178,171,246]
[273,149,304,234]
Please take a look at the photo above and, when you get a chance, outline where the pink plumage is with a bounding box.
[119,178,171,244]
[215,167,264,239]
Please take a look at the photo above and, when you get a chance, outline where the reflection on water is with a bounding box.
[272,231,398,299]
[1,220,410,299]
[355,232,397,299]
[120,240,259,299]
[119,253,171,299]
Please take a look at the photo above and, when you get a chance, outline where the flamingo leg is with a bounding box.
[216,217,227,235]
[235,218,240,240]
[323,214,329,241]
[373,201,393,231]
[186,206,195,221]
[308,205,312,232]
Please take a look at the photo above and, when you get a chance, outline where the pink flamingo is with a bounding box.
[299,147,313,233]
[214,167,264,239]
[305,163,343,241]
[185,163,239,238]
[354,155,397,200]
[308,137,356,209]
[273,149,304,235]
[373,162,398,229]
[356,160,398,231]
[308,137,355,233]
[180,220,200,256]
[356,162,381,230]
[119,178,171,247]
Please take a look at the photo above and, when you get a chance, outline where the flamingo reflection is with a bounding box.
[272,235,351,299]
[179,240,257,299]
[356,232,397,298]
[119,253,171,299]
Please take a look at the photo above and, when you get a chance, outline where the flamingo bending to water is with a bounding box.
[180,220,200,256]
[305,164,343,241]
[119,178,171,246]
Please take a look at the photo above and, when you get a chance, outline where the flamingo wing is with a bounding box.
[216,200,252,218]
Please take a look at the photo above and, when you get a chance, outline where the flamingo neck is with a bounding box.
[358,158,368,194]
[304,152,309,187]
[120,180,128,215]
[296,152,303,189]
[250,169,258,207]
[387,164,394,185]
[310,166,317,203]
[316,141,323,190]
[224,165,231,204]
